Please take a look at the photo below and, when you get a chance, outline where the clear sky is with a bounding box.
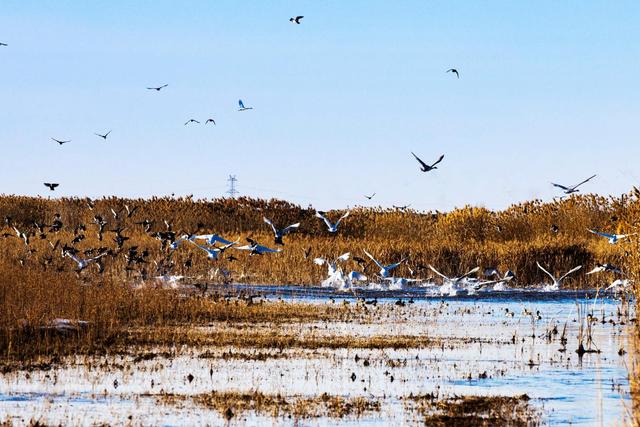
[1,1,639,211]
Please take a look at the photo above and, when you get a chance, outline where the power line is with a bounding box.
[226,175,238,198]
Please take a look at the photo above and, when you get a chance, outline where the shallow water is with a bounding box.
[0,286,634,426]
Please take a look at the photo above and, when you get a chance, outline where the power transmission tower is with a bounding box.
[226,175,238,198]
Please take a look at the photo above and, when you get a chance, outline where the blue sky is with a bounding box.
[1,1,639,211]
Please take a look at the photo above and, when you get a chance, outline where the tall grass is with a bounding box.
[0,191,639,366]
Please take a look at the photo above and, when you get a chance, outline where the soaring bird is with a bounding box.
[190,233,236,246]
[235,238,281,255]
[147,84,168,91]
[588,229,636,245]
[95,130,111,140]
[313,252,351,277]
[315,211,349,233]
[44,183,59,191]
[552,174,596,195]
[63,251,107,272]
[363,250,406,278]
[411,152,444,172]
[184,119,200,125]
[536,262,582,291]
[205,118,216,125]
[0,42,8,47]
[586,263,624,275]
[238,99,253,111]
[51,138,70,145]
[188,239,236,260]
[364,193,376,200]
[446,68,459,78]
[263,217,300,245]
[290,16,304,24]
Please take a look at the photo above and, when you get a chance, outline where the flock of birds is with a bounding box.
[0,19,635,297]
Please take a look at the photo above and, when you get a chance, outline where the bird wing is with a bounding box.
[315,212,333,229]
[239,100,245,108]
[263,217,277,234]
[586,266,602,275]
[571,174,596,190]
[430,154,445,168]
[559,265,582,282]
[336,252,351,262]
[335,211,350,226]
[314,258,327,266]
[234,245,253,251]
[411,152,429,169]
[363,250,384,270]
[617,233,637,239]
[282,223,300,235]
[427,264,450,281]
[536,262,556,282]
[256,245,281,253]
[385,258,406,271]
[460,266,480,279]
[210,234,234,245]
[551,183,570,191]
[187,239,211,254]
[348,271,367,281]
[588,229,615,239]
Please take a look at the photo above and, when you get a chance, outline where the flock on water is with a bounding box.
[0,17,635,297]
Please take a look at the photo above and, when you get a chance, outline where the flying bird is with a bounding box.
[446,68,459,78]
[411,152,444,172]
[315,211,349,233]
[235,238,281,256]
[95,130,111,140]
[205,118,216,125]
[290,16,304,24]
[364,250,406,278]
[536,262,582,291]
[0,43,7,47]
[44,183,59,191]
[552,174,597,195]
[63,251,107,273]
[365,193,376,200]
[51,138,70,145]
[586,263,624,275]
[238,100,253,111]
[588,229,637,245]
[184,119,200,125]
[188,239,236,260]
[314,252,351,277]
[147,84,168,91]
[263,217,300,245]
[428,265,481,296]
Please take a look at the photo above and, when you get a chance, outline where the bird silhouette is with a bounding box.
[446,68,459,78]
[95,130,111,140]
[290,16,304,24]
[44,183,59,191]
[412,152,444,172]
[147,84,168,91]
[51,138,70,145]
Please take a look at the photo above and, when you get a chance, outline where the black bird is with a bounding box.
[95,130,111,140]
[184,119,200,125]
[44,183,59,191]
[446,68,459,78]
[365,193,376,200]
[411,152,444,172]
[147,84,168,91]
[205,118,216,125]
[290,16,304,24]
[0,42,7,47]
[51,138,70,145]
